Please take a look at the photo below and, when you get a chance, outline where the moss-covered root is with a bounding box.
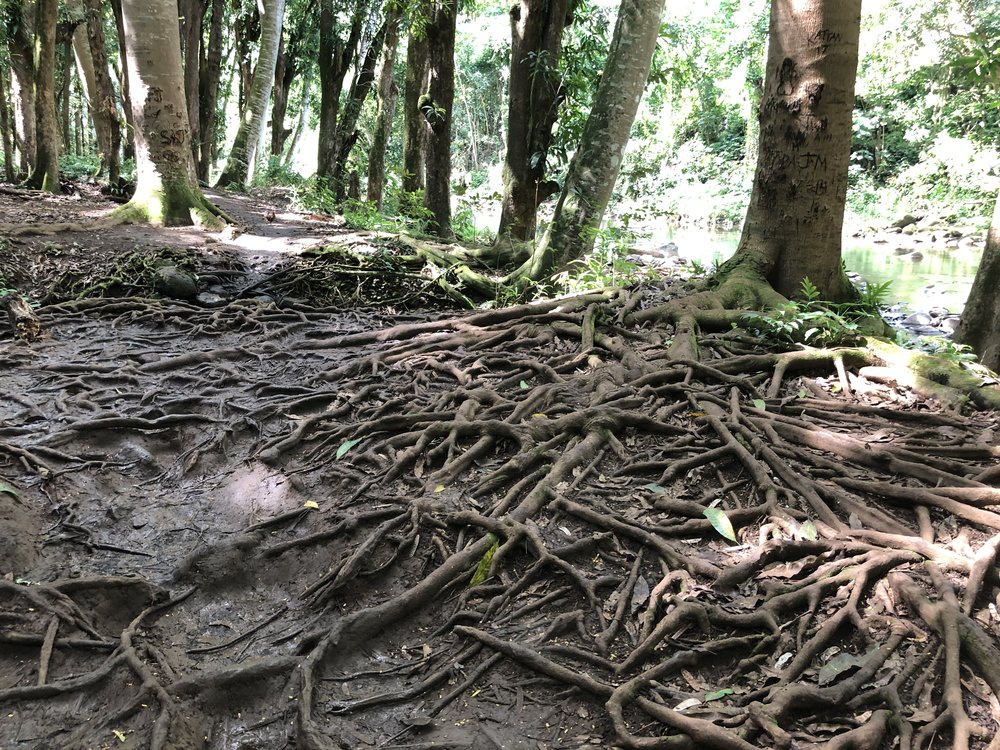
[865,338,1000,411]
[109,187,233,230]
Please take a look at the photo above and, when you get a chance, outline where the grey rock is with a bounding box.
[195,292,227,307]
[906,251,923,261]
[939,316,961,333]
[153,265,198,299]
[904,312,932,326]
[902,224,916,235]
[891,214,920,229]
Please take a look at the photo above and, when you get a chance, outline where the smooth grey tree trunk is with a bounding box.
[216,0,286,188]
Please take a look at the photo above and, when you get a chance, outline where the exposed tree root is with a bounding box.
[1,283,999,748]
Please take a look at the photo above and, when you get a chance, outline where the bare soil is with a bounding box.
[1,186,1000,750]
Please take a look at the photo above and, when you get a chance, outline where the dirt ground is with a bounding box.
[2,186,1000,750]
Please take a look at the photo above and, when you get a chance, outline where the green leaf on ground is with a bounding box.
[519,380,530,389]
[703,507,738,542]
[335,437,364,459]
[705,688,734,701]
[0,482,19,499]
[801,520,818,540]
[470,534,499,587]
[644,483,666,493]
[752,399,766,411]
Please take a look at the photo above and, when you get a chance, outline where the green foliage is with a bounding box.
[59,154,100,180]
[252,157,304,187]
[740,277,891,348]
[547,225,656,294]
[898,333,979,364]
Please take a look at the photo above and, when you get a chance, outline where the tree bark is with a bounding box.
[282,73,311,168]
[721,0,862,301]
[197,0,225,181]
[109,0,136,161]
[26,0,60,192]
[332,15,390,202]
[316,0,365,183]
[422,0,457,239]
[269,32,292,157]
[115,0,223,226]
[524,0,664,280]
[179,0,204,169]
[0,67,16,181]
[401,27,428,196]
[955,192,1000,372]
[6,0,36,176]
[495,0,572,244]
[216,0,285,188]
[367,7,402,209]
[74,0,122,182]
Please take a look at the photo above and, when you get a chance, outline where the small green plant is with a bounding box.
[549,225,656,294]
[898,333,979,363]
[741,277,870,348]
[252,157,303,188]
[292,176,338,214]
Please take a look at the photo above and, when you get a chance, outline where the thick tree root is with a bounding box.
[1,285,999,748]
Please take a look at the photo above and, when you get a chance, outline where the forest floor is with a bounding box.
[2,185,1000,750]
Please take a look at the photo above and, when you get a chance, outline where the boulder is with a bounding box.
[891,214,920,229]
[904,312,932,326]
[153,265,198,300]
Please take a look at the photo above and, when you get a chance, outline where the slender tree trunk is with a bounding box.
[7,1,36,176]
[109,0,135,161]
[367,7,402,209]
[26,0,60,192]
[0,67,15,181]
[955,192,1000,371]
[524,0,665,280]
[317,0,365,183]
[233,0,259,116]
[721,0,862,300]
[71,5,109,172]
[59,40,72,151]
[179,0,204,168]
[496,0,572,245]
[269,33,292,157]
[216,0,286,188]
[115,0,222,226]
[401,29,428,196]
[83,0,122,183]
[282,73,311,168]
[422,0,457,238]
[332,17,389,202]
[197,0,225,181]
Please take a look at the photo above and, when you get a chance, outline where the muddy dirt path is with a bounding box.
[2,187,1000,750]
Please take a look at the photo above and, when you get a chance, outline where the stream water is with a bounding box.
[659,229,984,314]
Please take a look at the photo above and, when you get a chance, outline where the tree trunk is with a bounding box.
[955,192,1000,371]
[59,40,72,152]
[367,8,402,209]
[115,0,222,226]
[26,0,60,192]
[282,73,311,168]
[109,0,136,161]
[721,0,862,301]
[495,0,572,244]
[0,67,16,181]
[401,29,428,196]
[269,32,292,157]
[233,0,259,116]
[71,0,122,182]
[332,16,389,202]
[523,0,664,280]
[6,1,36,176]
[70,5,110,173]
[179,0,204,169]
[216,0,285,188]
[197,0,225,181]
[422,0,457,239]
[316,0,364,183]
